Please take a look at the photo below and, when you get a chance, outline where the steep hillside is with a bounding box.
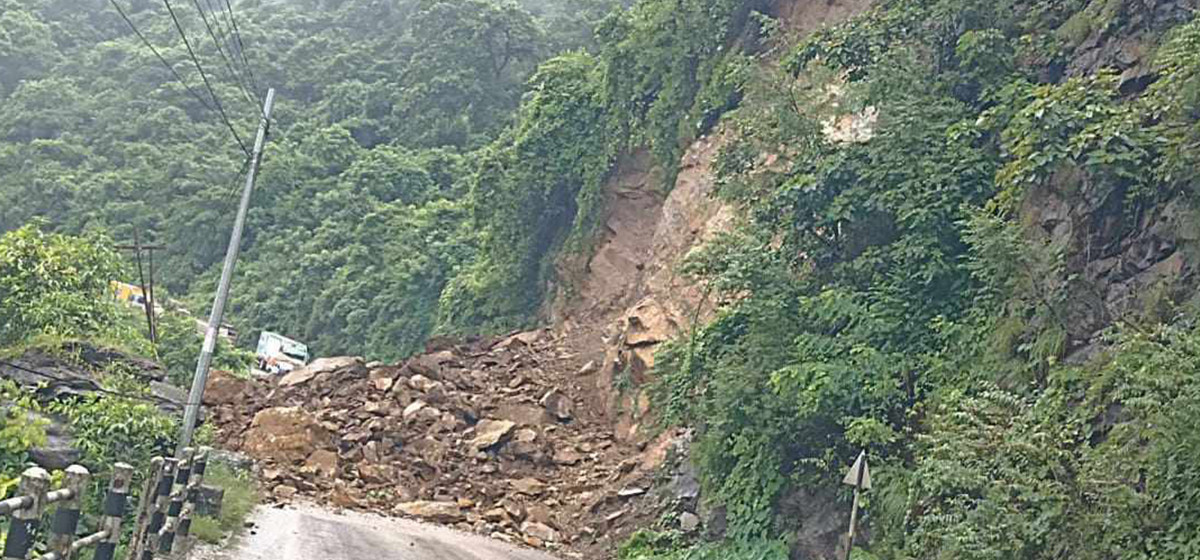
[5,0,1200,558]
[525,0,1200,558]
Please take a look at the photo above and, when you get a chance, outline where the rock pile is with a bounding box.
[206,330,680,553]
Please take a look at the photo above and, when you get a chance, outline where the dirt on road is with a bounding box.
[189,503,563,560]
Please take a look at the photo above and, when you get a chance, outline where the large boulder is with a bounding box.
[394,501,465,523]
[149,381,185,413]
[470,419,516,450]
[0,351,101,398]
[26,412,81,470]
[0,344,176,413]
[242,407,331,464]
[279,357,364,388]
[204,370,252,405]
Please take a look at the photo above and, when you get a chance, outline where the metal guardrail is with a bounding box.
[1,447,211,560]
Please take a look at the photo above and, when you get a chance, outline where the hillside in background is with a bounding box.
[4,0,1200,558]
[0,0,616,360]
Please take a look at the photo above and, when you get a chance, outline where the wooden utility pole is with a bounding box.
[134,230,156,344]
[178,87,276,452]
[842,450,871,560]
[115,234,165,345]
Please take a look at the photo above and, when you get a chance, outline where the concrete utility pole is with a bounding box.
[178,88,276,452]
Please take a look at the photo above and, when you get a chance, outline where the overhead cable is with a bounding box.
[107,0,219,116]
[220,0,262,96]
[161,0,252,156]
[191,0,259,107]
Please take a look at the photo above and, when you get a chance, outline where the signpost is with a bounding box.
[842,450,871,560]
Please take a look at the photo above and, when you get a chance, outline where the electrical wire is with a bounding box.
[107,0,219,116]
[0,360,195,407]
[161,0,252,157]
[192,0,258,108]
[220,0,261,98]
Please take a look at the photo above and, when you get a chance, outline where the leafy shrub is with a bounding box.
[0,380,47,497]
[47,394,176,471]
[0,225,121,346]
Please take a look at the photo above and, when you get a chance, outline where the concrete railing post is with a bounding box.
[94,463,134,560]
[47,465,90,560]
[179,447,209,538]
[144,458,177,559]
[2,467,51,560]
[158,448,193,553]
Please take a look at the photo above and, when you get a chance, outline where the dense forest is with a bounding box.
[4,0,1200,558]
[0,0,621,360]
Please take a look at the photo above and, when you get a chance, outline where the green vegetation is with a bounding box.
[640,1,1200,558]
[0,0,624,360]
[0,0,755,359]
[0,225,122,346]
[0,380,47,497]
[190,463,259,544]
[3,0,1200,558]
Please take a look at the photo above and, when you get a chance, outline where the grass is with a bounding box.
[191,462,260,544]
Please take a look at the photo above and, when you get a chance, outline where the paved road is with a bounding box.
[190,503,562,560]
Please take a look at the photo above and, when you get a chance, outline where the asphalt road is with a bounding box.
[190,503,563,560]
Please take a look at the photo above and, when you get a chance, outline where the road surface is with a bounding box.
[190,503,563,560]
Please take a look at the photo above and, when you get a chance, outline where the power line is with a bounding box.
[107,0,219,116]
[0,360,197,408]
[191,0,258,107]
[220,0,261,97]
[161,0,251,156]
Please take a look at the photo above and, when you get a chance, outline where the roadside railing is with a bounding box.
[1,447,212,560]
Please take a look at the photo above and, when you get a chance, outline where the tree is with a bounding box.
[396,0,546,147]
[0,1,56,97]
[0,225,121,346]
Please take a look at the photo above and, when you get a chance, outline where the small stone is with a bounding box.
[304,449,338,478]
[539,389,574,422]
[521,521,560,543]
[553,449,584,466]
[513,428,538,443]
[618,487,645,498]
[577,360,597,376]
[369,369,395,392]
[273,485,298,501]
[523,536,544,548]
[470,419,516,450]
[403,400,427,420]
[511,477,547,496]
[408,374,441,392]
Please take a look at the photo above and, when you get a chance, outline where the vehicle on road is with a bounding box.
[255,331,309,375]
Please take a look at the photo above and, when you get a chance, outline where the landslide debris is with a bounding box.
[206,330,683,555]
